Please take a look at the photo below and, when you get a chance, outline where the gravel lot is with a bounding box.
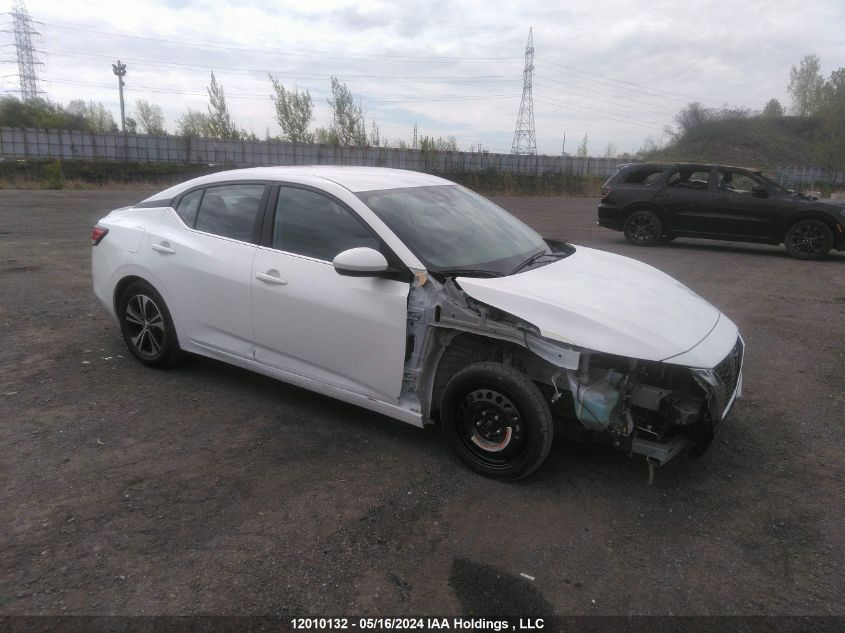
[1,189,842,617]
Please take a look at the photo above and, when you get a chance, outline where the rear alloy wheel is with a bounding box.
[440,362,553,480]
[784,220,833,260]
[623,210,663,247]
[118,281,180,368]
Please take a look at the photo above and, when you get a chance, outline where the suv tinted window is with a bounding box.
[667,169,711,190]
[718,170,763,194]
[194,184,266,242]
[175,189,202,227]
[273,186,381,261]
[621,168,665,185]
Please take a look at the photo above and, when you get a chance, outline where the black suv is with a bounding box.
[598,163,845,259]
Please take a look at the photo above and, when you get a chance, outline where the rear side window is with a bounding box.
[621,168,665,185]
[194,184,266,242]
[273,186,381,261]
[175,189,202,227]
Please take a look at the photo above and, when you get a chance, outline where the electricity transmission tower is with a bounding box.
[8,0,43,100]
[511,28,536,155]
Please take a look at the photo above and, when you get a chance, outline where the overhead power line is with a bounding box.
[39,48,522,83]
[536,58,703,104]
[36,17,524,64]
[534,74,676,116]
[535,95,665,131]
[40,75,520,104]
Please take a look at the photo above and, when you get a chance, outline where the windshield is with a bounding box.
[357,185,548,275]
[756,173,789,194]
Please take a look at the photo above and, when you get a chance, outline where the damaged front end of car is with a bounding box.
[400,270,744,473]
[562,337,743,467]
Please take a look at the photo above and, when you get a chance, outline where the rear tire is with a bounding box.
[623,210,662,246]
[440,362,553,480]
[118,280,181,368]
[784,219,833,260]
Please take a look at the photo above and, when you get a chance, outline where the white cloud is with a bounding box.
[3,0,843,154]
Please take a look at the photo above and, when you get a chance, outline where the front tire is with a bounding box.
[118,281,181,368]
[784,220,833,260]
[623,210,663,246]
[440,362,553,480]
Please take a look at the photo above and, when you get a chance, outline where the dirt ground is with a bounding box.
[1,190,842,617]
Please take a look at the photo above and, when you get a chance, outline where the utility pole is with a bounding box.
[511,28,537,155]
[112,60,127,133]
[7,0,44,100]
[413,122,418,149]
[561,132,566,156]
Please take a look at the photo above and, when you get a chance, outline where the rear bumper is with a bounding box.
[597,203,624,231]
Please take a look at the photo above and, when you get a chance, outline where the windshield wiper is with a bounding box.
[508,250,566,275]
[432,268,503,278]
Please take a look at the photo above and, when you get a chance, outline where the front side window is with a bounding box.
[718,170,764,195]
[194,183,266,242]
[357,185,548,274]
[273,186,381,261]
[666,169,711,190]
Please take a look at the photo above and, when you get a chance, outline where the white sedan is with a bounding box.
[92,166,743,480]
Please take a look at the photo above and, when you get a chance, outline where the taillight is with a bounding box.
[91,226,109,245]
[600,186,612,199]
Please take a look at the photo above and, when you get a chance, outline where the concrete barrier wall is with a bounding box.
[1,127,842,185]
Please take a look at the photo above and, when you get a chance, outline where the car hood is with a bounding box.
[456,246,722,362]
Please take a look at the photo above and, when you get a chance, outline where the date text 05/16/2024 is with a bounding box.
[290,618,546,630]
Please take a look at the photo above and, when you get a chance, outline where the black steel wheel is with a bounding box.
[440,362,553,480]
[623,210,663,246]
[118,280,180,368]
[784,220,833,260]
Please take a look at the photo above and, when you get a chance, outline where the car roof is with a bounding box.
[143,166,454,203]
[621,162,762,173]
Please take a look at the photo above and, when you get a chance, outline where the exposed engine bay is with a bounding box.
[400,272,743,471]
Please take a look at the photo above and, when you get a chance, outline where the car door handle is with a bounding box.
[255,271,288,286]
[151,242,176,254]
[714,196,730,201]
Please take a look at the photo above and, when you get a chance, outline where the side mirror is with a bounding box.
[752,185,769,198]
[333,247,389,277]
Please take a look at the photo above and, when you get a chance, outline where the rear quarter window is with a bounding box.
[620,168,665,185]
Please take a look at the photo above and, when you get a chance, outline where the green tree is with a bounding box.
[86,102,118,133]
[135,99,166,135]
[313,126,334,145]
[66,100,116,132]
[788,54,824,117]
[206,71,239,139]
[327,76,366,146]
[268,74,314,143]
[816,67,845,167]
[674,102,715,135]
[0,97,116,131]
[576,133,589,157]
[762,98,785,117]
[368,120,380,148]
[176,108,211,137]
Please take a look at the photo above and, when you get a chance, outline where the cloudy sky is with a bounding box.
[2,0,843,155]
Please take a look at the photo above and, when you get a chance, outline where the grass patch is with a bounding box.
[0,159,606,197]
